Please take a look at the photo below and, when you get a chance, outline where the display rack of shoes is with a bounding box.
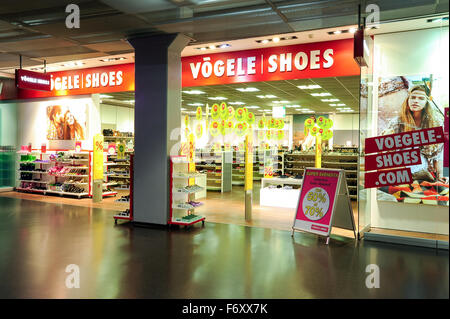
[283,148,358,199]
[195,149,232,192]
[113,154,134,224]
[169,156,205,227]
[16,148,118,199]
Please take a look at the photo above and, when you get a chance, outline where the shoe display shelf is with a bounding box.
[169,155,205,227]
[195,150,232,192]
[114,154,134,224]
[16,149,118,199]
[283,151,358,199]
[232,148,265,185]
[105,152,132,191]
[16,149,91,199]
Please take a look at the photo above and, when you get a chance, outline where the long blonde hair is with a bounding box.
[399,86,439,132]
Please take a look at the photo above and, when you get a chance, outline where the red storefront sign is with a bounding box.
[15,69,51,91]
[364,127,445,188]
[181,38,359,87]
[15,63,135,99]
[365,127,445,154]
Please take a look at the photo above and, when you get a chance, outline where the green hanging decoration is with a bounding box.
[220,102,228,120]
[235,108,245,122]
[277,130,284,140]
[227,106,235,119]
[210,121,220,136]
[235,122,246,136]
[258,118,265,129]
[196,107,202,120]
[317,116,327,128]
[195,123,203,138]
[211,104,220,119]
[246,111,255,125]
[258,130,265,140]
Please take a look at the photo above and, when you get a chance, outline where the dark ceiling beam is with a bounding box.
[264,0,295,32]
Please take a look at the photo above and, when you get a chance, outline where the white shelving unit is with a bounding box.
[195,150,232,192]
[170,156,205,226]
[17,150,91,198]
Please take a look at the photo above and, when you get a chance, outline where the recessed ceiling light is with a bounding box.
[229,101,245,105]
[349,28,357,34]
[321,99,339,102]
[200,47,206,51]
[181,108,187,111]
[187,103,204,106]
[256,95,277,99]
[246,106,260,109]
[297,85,322,89]
[333,30,342,34]
[337,103,346,106]
[209,45,216,49]
[273,37,280,43]
[311,93,331,97]
[329,104,337,106]
[183,90,205,95]
[236,87,259,92]
[273,100,289,104]
[208,96,228,100]
[261,39,269,44]
[219,44,231,48]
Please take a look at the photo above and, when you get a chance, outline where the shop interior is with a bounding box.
[95,75,360,231]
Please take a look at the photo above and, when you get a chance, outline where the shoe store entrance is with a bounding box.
[177,36,361,231]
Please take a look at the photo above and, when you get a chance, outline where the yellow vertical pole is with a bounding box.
[244,131,253,221]
[315,134,322,168]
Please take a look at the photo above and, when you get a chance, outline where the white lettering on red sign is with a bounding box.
[189,49,334,79]
[20,75,50,85]
[51,71,123,91]
[373,130,437,152]
[375,150,420,169]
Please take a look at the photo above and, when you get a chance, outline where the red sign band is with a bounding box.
[15,69,51,91]
[364,167,412,188]
[365,127,445,154]
[182,39,359,87]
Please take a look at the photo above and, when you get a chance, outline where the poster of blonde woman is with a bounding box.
[47,104,86,140]
[376,75,448,206]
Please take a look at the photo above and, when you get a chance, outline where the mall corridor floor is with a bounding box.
[0,196,448,299]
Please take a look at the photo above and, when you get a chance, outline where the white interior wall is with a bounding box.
[17,96,99,150]
[100,103,135,133]
[370,27,449,235]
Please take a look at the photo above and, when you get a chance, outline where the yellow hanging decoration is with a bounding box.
[195,123,203,138]
[236,108,245,122]
[210,121,220,136]
[196,107,202,120]
[211,104,220,119]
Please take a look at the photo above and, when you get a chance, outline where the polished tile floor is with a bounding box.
[0,196,448,299]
